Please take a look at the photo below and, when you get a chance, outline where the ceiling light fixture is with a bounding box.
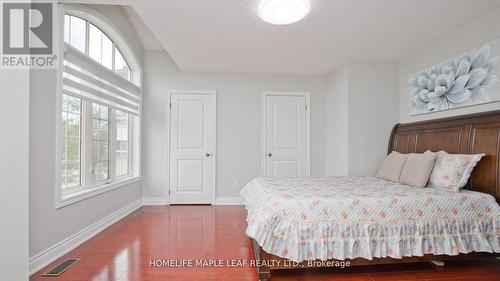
[258,0,310,25]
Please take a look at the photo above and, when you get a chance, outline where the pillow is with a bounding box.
[428,151,485,192]
[400,150,436,188]
[375,151,409,182]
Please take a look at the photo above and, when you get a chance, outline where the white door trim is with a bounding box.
[165,89,217,204]
[261,91,310,176]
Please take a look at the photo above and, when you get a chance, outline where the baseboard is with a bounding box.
[142,197,168,205]
[29,199,142,276]
[214,196,244,205]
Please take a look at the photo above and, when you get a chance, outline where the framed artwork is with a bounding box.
[409,39,500,115]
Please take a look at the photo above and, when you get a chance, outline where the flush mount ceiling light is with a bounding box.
[258,0,310,25]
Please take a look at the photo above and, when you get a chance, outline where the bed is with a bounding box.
[241,110,500,281]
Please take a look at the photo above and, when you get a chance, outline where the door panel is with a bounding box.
[264,94,308,177]
[177,100,204,148]
[170,93,215,204]
[273,160,299,177]
[177,160,204,192]
[274,101,300,149]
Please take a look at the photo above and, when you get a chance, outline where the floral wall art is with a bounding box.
[409,40,500,115]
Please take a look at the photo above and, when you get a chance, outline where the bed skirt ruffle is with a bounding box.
[244,204,500,262]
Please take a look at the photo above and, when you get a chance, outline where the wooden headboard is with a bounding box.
[388,110,500,201]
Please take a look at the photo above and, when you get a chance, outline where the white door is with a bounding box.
[169,92,216,204]
[263,93,309,177]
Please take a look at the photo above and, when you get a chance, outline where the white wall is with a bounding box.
[399,8,500,123]
[324,65,349,175]
[0,69,30,280]
[323,61,399,176]
[348,61,399,175]
[29,4,143,262]
[142,51,326,199]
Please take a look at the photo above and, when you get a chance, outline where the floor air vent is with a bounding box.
[42,258,80,276]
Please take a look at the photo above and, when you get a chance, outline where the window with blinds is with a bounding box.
[57,13,141,207]
[62,43,140,116]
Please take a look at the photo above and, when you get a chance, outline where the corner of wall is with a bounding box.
[323,64,349,176]
[324,61,398,176]
[143,49,181,73]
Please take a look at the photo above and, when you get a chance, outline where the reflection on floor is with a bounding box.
[31,206,500,281]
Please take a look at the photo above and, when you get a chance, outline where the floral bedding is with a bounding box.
[240,176,500,262]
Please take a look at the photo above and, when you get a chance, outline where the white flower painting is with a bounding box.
[409,41,500,115]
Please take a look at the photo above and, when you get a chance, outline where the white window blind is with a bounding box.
[62,43,140,116]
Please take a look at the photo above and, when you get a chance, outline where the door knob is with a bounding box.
[267,153,272,157]
[205,153,212,157]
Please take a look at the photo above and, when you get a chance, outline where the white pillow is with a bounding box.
[428,151,485,192]
[375,151,408,182]
[400,150,436,188]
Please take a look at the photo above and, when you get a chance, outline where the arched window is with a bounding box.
[63,15,131,81]
[57,6,141,207]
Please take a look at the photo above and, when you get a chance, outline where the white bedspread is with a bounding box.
[240,176,500,262]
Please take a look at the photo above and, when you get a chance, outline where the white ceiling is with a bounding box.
[76,0,500,75]
[121,5,163,50]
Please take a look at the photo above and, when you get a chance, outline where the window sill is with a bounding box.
[56,176,141,209]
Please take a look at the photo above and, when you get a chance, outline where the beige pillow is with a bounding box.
[400,151,437,187]
[429,151,485,192]
[375,151,409,182]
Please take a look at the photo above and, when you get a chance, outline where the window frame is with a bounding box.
[58,97,138,207]
[64,14,132,81]
[55,4,142,209]
[88,103,111,185]
[113,110,132,178]
[60,95,83,192]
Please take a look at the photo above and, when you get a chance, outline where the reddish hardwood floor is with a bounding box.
[31,206,500,281]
